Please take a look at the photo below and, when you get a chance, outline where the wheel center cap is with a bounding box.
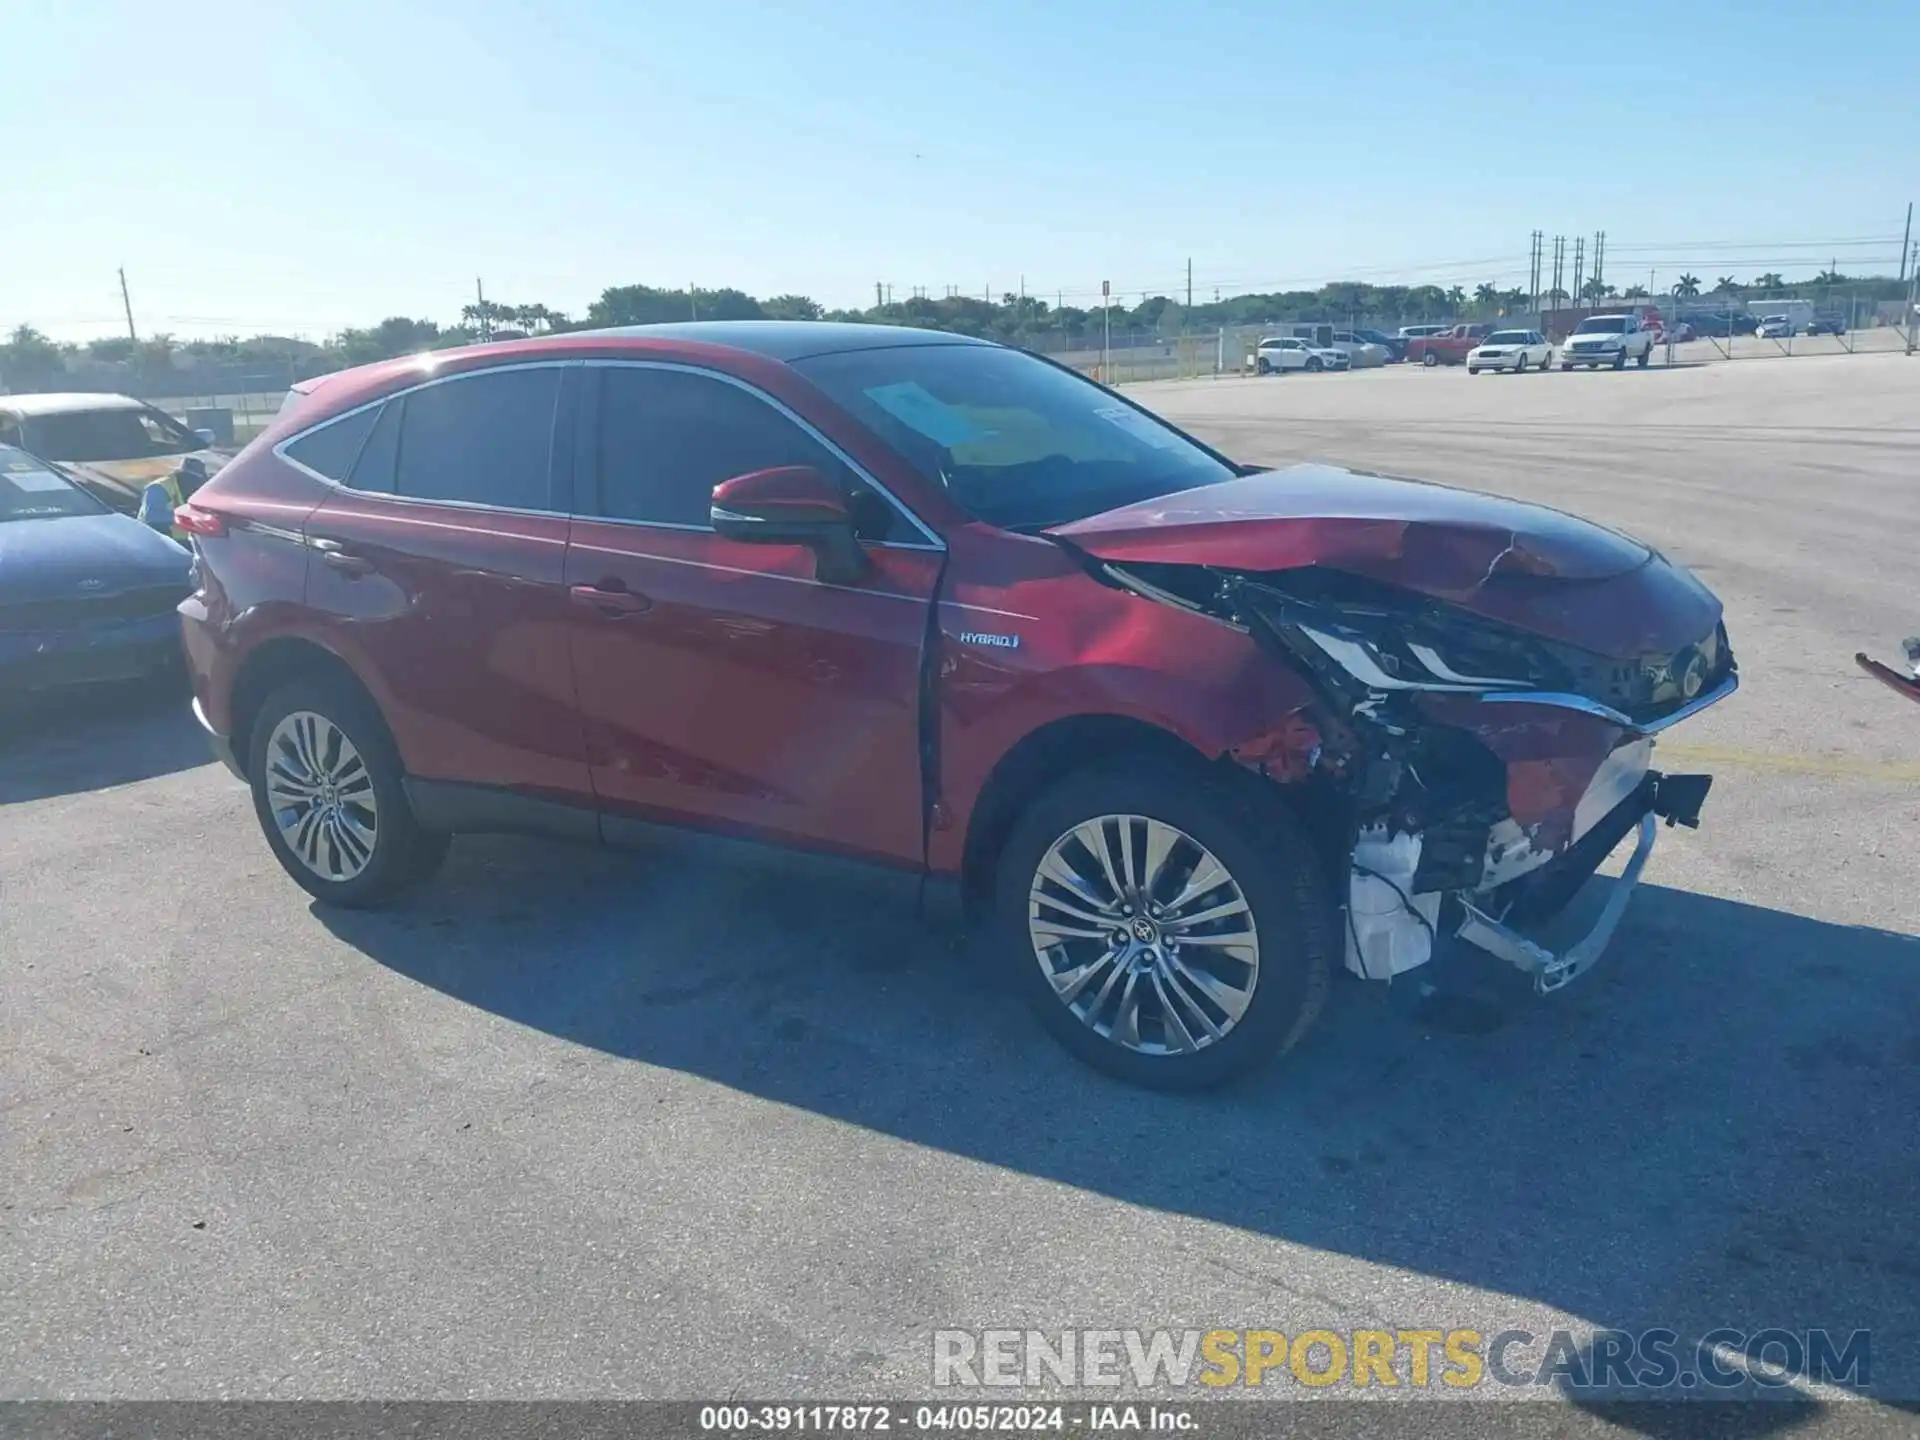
[1131,917,1158,944]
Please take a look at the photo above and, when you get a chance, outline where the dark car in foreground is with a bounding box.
[0,444,192,696]
[176,322,1736,1088]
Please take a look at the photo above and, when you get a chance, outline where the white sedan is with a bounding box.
[1466,329,1553,374]
[1254,337,1349,374]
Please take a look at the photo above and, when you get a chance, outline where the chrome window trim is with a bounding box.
[272,359,575,518]
[583,359,945,551]
[274,357,947,551]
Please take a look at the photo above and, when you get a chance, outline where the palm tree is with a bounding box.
[1713,276,1741,295]
[1622,284,1650,299]
[1580,278,1616,302]
[1673,274,1702,300]
[1752,272,1785,290]
[1445,285,1467,312]
[1474,283,1499,310]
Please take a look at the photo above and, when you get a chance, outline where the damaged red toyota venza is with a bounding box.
[177,323,1736,1087]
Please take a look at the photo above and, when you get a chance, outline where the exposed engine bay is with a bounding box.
[1097,556,1737,993]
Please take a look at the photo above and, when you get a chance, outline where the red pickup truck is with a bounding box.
[1408,323,1495,368]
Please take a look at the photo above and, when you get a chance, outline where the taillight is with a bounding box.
[174,504,227,537]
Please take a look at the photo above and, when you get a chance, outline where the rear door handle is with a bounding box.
[569,583,651,616]
[312,539,374,576]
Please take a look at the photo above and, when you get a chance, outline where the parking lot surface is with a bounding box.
[3,354,1916,1422]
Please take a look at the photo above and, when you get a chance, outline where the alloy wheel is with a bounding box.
[265,710,380,882]
[1027,814,1260,1056]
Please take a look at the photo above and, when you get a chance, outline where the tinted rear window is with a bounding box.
[283,406,378,481]
[394,368,560,509]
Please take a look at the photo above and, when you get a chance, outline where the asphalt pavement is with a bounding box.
[2,351,1916,1431]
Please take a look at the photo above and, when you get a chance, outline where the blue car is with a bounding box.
[0,443,192,696]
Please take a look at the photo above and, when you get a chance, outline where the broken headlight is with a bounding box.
[1232,581,1563,702]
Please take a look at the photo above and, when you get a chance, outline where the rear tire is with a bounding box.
[247,673,449,908]
[1422,351,1439,367]
[993,763,1335,1090]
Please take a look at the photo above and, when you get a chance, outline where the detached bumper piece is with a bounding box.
[1454,771,1712,995]
[1456,813,1655,994]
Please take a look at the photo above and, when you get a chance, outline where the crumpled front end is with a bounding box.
[1097,554,1737,993]
[1234,569,1735,991]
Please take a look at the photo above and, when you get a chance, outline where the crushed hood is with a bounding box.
[1051,464,1651,589]
[1050,464,1719,658]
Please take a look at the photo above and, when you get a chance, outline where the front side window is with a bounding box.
[794,343,1237,533]
[394,367,560,509]
[589,366,896,539]
[21,404,202,463]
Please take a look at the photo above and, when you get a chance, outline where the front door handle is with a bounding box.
[569,582,651,616]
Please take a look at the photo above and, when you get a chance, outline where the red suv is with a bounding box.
[179,323,1735,1088]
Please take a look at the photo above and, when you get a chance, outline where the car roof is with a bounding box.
[0,391,148,417]
[561,320,991,361]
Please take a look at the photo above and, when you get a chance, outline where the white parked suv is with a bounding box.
[1559,314,1656,370]
[1466,329,1552,374]
[1254,336,1348,374]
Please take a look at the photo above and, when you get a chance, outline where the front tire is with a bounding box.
[1636,346,1651,367]
[1422,351,1439,367]
[1514,354,1527,373]
[1560,361,1573,371]
[1256,358,1271,375]
[1306,357,1323,373]
[247,673,449,908]
[1612,350,1627,370]
[994,764,1335,1090]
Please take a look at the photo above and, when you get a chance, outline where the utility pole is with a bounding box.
[118,267,137,341]
[1592,231,1606,298]
[1901,203,1914,283]
[1101,279,1111,382]
[1571,237,1586,312]
[689,284,698,321]
[1550,236,1565,317]
[1898,244,1915,350]
[475,277,491,340]
[1186,257,1193,317]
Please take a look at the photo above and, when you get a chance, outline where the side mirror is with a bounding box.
[711,465,869,585]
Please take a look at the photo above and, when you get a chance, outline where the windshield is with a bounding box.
[1573,317,1629,335]
[0,446,105,521]
[793,343,1237,532]
[1485,331,1531,345]
[19,405,201,463]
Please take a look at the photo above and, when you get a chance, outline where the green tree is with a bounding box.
[1445,285,1467,311]
[1673,274,1702,299]
[1474,283,1499,310]
[0,324,68,388]
[761,294,823,322]
[1713,276,1742,295]
[1752,272,1785,290]
[1621,285,1650,299]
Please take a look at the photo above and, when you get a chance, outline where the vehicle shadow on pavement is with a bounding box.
[0,675,209,804]
[319,837,1920,1413]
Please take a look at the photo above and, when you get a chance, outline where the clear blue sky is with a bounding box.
[6,0,1915,340]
